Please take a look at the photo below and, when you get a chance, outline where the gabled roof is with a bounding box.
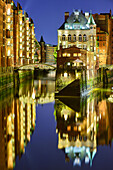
[58,10,89,30]
[67,11,88,25]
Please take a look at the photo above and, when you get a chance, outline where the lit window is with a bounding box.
[20,32,22,37]
[78,53,81,57]
[7,8,10,15]
[74,126,77,131]
[67,53,70,57]
[7,17,10,22]
[90,46,93,52]
[20,44,22,49]
[7,50,10,56]
[73,53,77,57]
[64,72,67,77]
[63,53,66,57]
[67,126,71,131]
[20,20,22,25]
[7,24,10,30]
[20,26,22,31]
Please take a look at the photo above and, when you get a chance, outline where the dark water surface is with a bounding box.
[0,71,113,170]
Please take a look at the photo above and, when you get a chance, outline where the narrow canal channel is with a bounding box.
[1,70,113,170]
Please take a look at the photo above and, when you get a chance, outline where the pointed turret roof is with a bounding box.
[40,36,45,43]
[87,13,96,25]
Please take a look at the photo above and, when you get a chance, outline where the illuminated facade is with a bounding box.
[46,44,57,64]
[0,80,36,169]
[93,11,112,66]
[58,10,96,63]
[55,90,113,166]
[0,0,35,72]
[55,98,97,166]
[57,45,95,69]
[0,0,14,72]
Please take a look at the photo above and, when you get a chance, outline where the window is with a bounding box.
[79,34,82,42]
[90,46,93,52]
[62,34,65,41]
[68,34,71,41]
[73,53,77,57]
[97,36,99,41]
[78,53,81,57]
[83,45,87,50]
[83,34,87,42]
[73,34,76,41]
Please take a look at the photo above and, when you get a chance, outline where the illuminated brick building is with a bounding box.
[0,0,35,72]
[0,0,14,72]
[46,44,56,64]
[93,11,113,66]
[57,45,95,69]
[58,9,113,68]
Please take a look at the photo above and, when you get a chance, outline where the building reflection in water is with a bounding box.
[55,90,113,167]
[0,80,36,170]
[0,76,55,170]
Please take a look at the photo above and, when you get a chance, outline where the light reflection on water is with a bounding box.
[0,71,113,170]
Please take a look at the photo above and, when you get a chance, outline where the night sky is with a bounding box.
[14,0,113,45]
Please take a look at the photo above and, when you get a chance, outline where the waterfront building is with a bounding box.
[57,45,95,69]
[0,0,14,72]
[46,44,57,64]
[57,9,97,63]
[0,0,35,71]
[93,11,113,66]
[58,9,113,68]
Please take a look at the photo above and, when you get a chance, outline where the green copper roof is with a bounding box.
[87,13,95,25]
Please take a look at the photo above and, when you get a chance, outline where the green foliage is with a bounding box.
[53,47,58,63]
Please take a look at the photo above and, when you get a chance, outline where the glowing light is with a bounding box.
[67,126,71,131]
[7,8,11,15]
[64,72,67,77]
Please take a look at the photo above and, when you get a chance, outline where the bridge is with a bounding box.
[14,63,56,71]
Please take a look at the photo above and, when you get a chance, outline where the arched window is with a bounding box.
[79,34,82,42]
[68,34,71,41]
[73,34,76,42]
[62,34,65,41]
[83,34,87,42]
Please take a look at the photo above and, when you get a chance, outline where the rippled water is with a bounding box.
[0,71,113,170]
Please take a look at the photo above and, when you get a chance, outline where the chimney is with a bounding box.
[110,9,111,16]
[65,12,69,21]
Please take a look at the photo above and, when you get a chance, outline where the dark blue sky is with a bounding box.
[14,0,113,45]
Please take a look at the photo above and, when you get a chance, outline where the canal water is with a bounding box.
[0,70,113,170]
